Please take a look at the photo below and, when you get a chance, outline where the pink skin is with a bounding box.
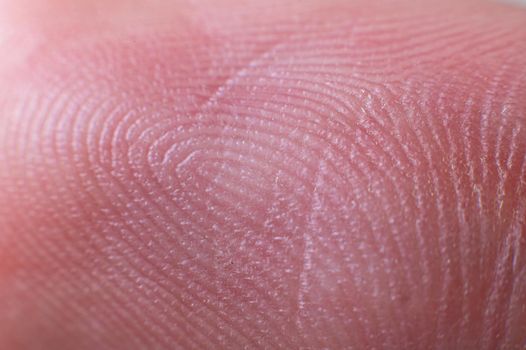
[0,0,525,348]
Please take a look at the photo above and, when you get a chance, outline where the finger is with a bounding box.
[0,0,525,349]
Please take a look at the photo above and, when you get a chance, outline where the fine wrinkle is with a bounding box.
[196,40,289,113]
[296,156,325,331]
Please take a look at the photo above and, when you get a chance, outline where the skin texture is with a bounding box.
[0,0,525,349]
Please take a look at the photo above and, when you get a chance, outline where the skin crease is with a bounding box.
[0,0,526,349]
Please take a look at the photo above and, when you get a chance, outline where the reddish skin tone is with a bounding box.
[0,0,526,349]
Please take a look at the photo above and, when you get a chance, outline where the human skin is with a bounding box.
[0,0,525,349]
